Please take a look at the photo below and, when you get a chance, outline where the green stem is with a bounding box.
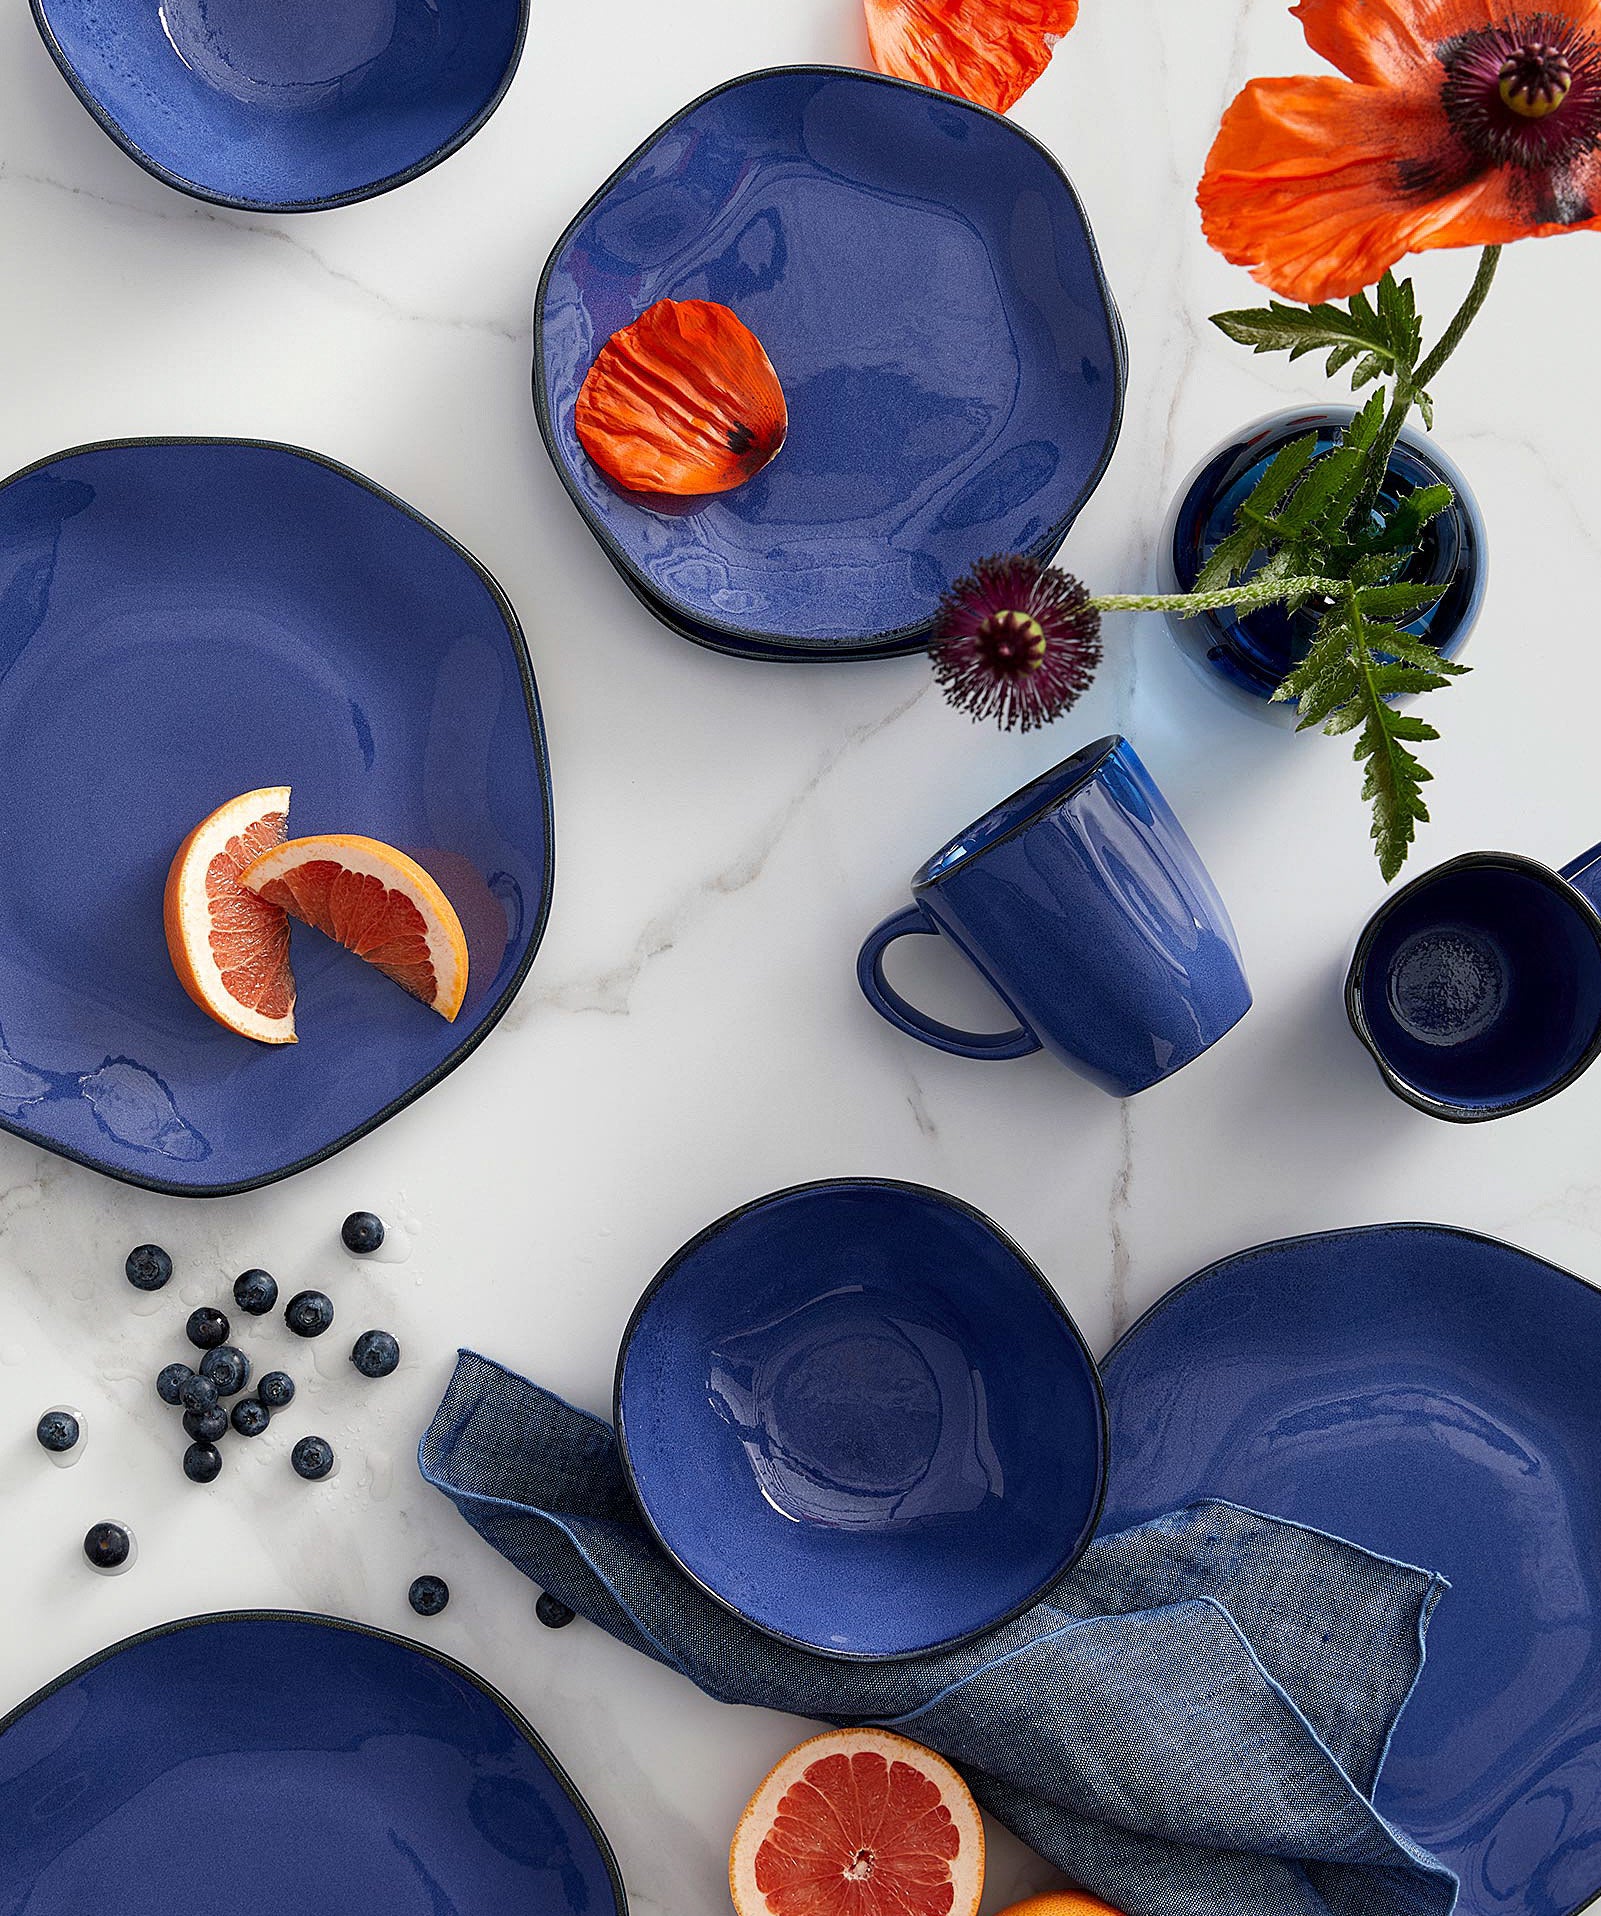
[1091,575,1343,617]
[1414,245,1501,391]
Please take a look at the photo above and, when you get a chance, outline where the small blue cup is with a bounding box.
[856,737,1251,1095]
[1347,846,1601,1121]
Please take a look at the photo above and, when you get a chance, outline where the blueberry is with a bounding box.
[125,1244,173,1291]
[341,1211,385,1254]
[350,1329,400,1379]
[231,1397,270,1438]
[183,1404,228,1443]
[36,1410,80,1454]
[156,1362,195,1407]
[186,1307,230,1351]
[535,1591,576,1630]
[408,1575,450,1617]
[257,1370,296,1411]
[291,1435,335,1481]
[179,1373,219,1415]
[83,1521,133,1572]
[183,1441,222,1483]
[285,1290,334,1339]
[200,1345,250,1396]
[232,1268,278,1315]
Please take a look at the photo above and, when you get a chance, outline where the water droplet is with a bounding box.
[70,1278,92,1301]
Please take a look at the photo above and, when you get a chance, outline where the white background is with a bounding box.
[2,2,1599,1912]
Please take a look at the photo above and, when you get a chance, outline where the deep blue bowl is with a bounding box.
[535,67,1125,660]
[0,1613,626,1915]
[0,439,552,1196]
[615,1179,1108,1658]
[31,0,527,212]
[1100,1224,1601,1916]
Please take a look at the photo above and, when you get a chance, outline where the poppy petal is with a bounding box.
[1291,0,1460,84]
[864,0,1079,113]
[1200,75,1474,301]
[575,300,787,497]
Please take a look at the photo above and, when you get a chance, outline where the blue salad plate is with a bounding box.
[31,0,527,212]
[535,67,1126,661]
[0,438,552,1196]
[0,1613,627,1915]
[615,1178,1108,1658]
[1099,1224,1601,1916]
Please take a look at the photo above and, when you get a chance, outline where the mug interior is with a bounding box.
[917,735,1118,886]
[1353,858,1601,1114]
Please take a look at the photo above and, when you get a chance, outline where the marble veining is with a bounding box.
[1,0,1600,1911]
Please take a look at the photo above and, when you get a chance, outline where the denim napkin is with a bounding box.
[421,1350,1457,1916]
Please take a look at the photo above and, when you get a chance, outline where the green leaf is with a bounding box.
[1353,581,1449,619]
[1277,447,1366,536]
[1192,523,1262,593]
[1208,273,1422,399]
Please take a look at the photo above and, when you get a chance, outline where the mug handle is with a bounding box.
[1564,841,1601,910]
[856,906,1042,1062]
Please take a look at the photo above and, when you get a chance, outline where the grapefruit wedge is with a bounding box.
[730,1727,984,1916]
[995,1894,1128,1916]
[164,786,297,1044]
[240,834,469,1022]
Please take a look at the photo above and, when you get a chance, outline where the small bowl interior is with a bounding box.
[539,68,1123,650]
[35,0,524,208]
[1356,861,1601,1111]
[618,1182,1105,1657]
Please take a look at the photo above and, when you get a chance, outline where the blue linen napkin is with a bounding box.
[421,1350,1457,1916]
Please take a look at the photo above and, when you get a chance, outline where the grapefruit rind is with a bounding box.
[239,833,469,1023]
[994,1893,1129,1916]
[729,1727,985,1916]
[163,785,296,1046]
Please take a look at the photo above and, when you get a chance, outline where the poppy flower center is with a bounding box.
[976,608,1048,676]
[1441,16,1601,168]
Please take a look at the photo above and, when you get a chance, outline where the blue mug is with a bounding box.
[1346,845,1601,1120]
[856,736,1252,1095]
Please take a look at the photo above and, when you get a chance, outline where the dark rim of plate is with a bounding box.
[1099,1218,1601,1916]
[0,435,555,1199]
[26,0,530,214]
[0,1609,629,1915]
[1343,850,1601,1123]
[530,64,1129,663]
[612,1174,1111,1660]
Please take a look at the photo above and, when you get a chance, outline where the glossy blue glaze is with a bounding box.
[0,1613,626,1915]
[1100,1224,1601,1916]
[615,1179,1107,1658]
[535,67,1125,658]
[1162,407,1486,705]
[31,0,526,212]
[0,440,552,1195]
[857,736,1251,1093]
[1347,849,1601,1120]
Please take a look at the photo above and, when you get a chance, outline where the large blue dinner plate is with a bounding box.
[31,0,527,213]
[0,439,552,1197]
[616,1179,1108,1658]
[0,1613,627,1915]
[535,67,1126,660]
[1100,1225,1601,1916]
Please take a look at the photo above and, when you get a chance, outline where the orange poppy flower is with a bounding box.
[1200,0,1601,304]
[864,0,1079,113]
[575,299,787,496]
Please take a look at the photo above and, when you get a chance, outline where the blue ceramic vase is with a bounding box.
[1161,406,1486,708]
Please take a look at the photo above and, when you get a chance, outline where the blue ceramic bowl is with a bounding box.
[31,0,527,212]
[0,439,552,1196]
[535,67,1126,660]
[615,1179,1108,1658]
[0,1613,627,1915]
[1100,1224,1601,1916]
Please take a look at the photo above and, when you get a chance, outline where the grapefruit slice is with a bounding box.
[164,786,296,1045]
[995,1894,1128,1916]
[240,834,468,1022]
[730,1727,984,1916]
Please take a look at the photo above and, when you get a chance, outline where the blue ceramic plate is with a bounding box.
[1099,1225,1601,1916]
[0,1613,627,1915]
[0,439,552,1196]
[535,67,1125,660]
[31,0,527,212]
[615,1179,1108,1658]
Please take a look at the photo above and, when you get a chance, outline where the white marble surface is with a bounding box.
[2,1,1600,1911]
